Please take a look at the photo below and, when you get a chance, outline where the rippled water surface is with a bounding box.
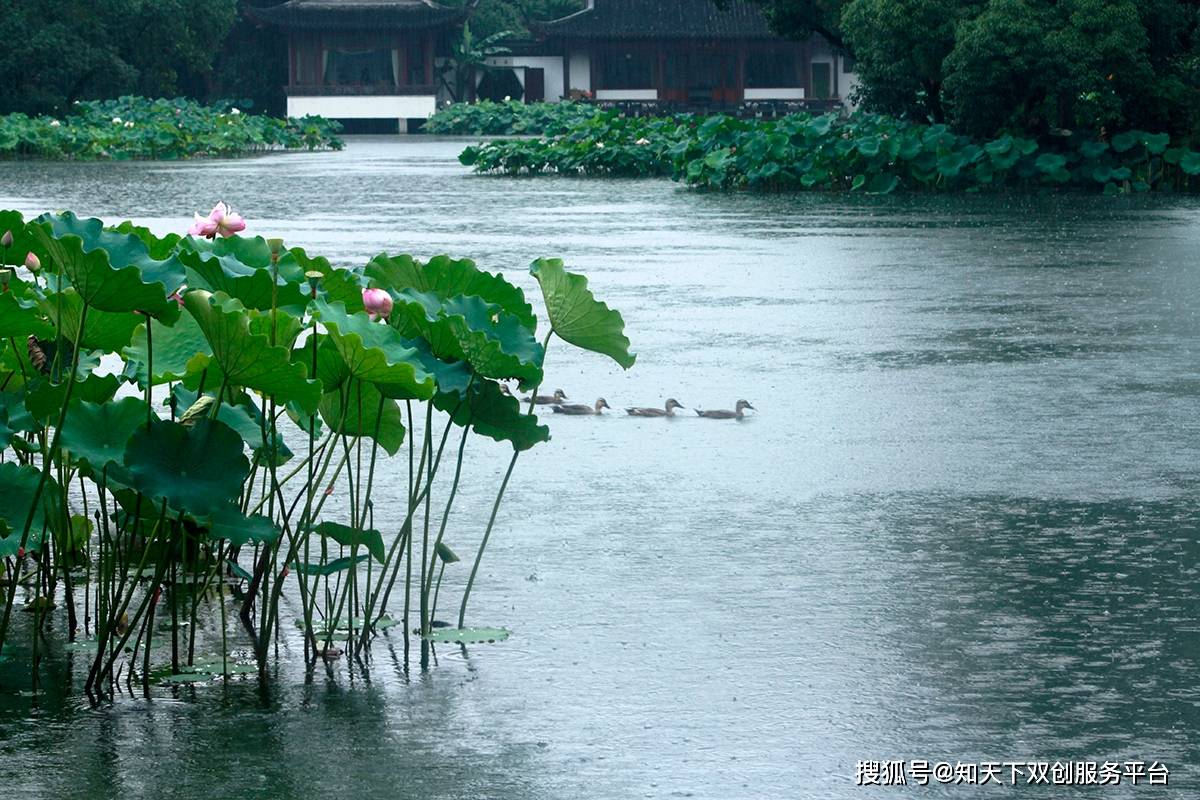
[2,139,1200,799]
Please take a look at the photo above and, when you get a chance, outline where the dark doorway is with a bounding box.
[525,68,545,103]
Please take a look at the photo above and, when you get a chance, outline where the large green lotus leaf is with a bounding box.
[433,377,549,452]
[310,298,434,399]
[25,373,120,423]
[59,397,150,475]
[125,417,249,516]
[0,404,12,449]
[42,289,144,353]
[184,290,321,413]
[311,521,385,563]
[529,258,635,369]
[203,506,281,547]
[0,462,64,556]
[367,253,536,331]
[112,222,183,261]
[180,247,308,313]
[410,338,473,397]
[122,308,211,386]
[0,286,52,340]
[319,380,405,455]
[248,306,305,351]
[395,290,544,389]
[0,390,37,434]
[30,212,185,318]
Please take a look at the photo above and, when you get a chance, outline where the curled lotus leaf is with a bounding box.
[179,241,308,313]
[124,416,249,516]
[25,373,120,424]
[366,253,536,331]
[394,290,544,389]
[183,290,321,413]
[30,212,185,317]
[0,284,52,340]
[311,521,385,563]
[309,297,435,399]
[432,377,549,452]
[529,258,635,369]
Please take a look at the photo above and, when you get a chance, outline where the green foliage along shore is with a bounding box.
[459,106,1200,194]
[425,100,604,136]
[0,97,343,160]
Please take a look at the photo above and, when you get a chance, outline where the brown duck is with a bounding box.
[626,398,685,417]
[695,400,755,420]
[524,388,568,405]
[553,398,610,416]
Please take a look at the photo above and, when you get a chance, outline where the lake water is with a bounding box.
[1,139,1199,799]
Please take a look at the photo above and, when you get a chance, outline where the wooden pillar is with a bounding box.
[425,34,435,87]
[563,45,571,97]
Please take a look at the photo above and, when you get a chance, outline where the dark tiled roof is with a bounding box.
[536,0,780,40]
[249,0,463,30]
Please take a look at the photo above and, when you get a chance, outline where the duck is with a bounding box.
[523,388,569,405]
[626,398,685,417]
[695,400,755,420]
[553,398,610,415]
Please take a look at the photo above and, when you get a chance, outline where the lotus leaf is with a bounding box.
[124,417,249,515]
[311,521,385,563]
[529,258,635,369]
[58,397,150,475]
[309,298,435,399]
[203,506,281,547]
[184,290,321,413]
[366,253,535,330]
[0,462,63,555]
[30,212,184,317]
[319,380,406,456]
[432,377,550,452]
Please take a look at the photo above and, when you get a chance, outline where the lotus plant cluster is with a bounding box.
[0,96,342,161]
[459,108,1200,194]
[0,205,633,698]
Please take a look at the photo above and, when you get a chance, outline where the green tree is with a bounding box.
[841,0,981,121]
[0,0,236,116]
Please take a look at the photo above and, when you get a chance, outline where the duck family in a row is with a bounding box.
[504,387,755,420]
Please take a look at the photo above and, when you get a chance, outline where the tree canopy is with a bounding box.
[733,0,1200,140]
[0,0,239,116]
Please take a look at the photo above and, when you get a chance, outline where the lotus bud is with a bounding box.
[24,252,40,272]
[362,288,393,321]
[0,230,12,248]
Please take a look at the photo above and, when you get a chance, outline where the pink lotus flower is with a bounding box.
[24,253,40,272]
[362,288,393,321]
[189,201,246,239]
[0,231,12,248]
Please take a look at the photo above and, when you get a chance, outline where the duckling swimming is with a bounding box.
[524,388,568,405]
[626,398,684,417]
[695,400,755,420]
[553,398,610,416]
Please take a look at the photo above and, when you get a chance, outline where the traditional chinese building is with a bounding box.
[527,0,856,108]
[250,0,465,131]
[252,0,855,130]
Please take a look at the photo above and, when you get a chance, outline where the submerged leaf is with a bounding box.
[423,627,510,644]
